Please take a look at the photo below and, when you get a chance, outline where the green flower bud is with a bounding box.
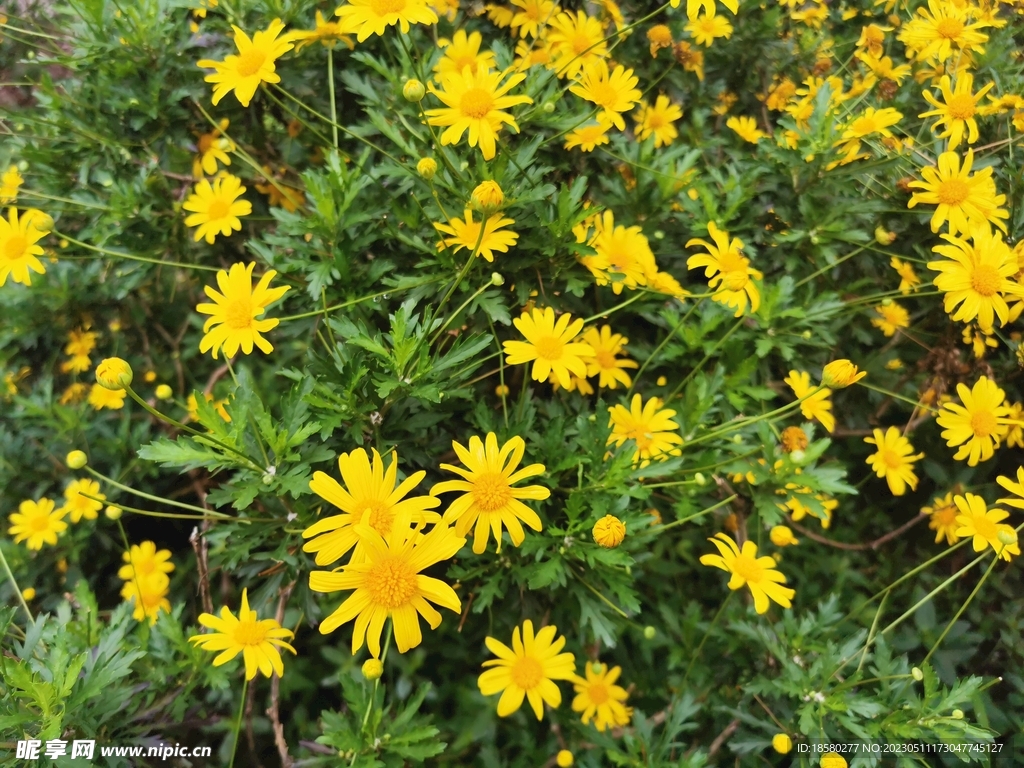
[416,157,437,180]
[96,358,133,390]
[155,384,173,400]
[105,505,123,520]
[402,79,425,102]
[912,667,923,681]
[643,625,656,640]
[66,450,88,470]
[362,658,384,680]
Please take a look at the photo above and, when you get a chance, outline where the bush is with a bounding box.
[2,0,1023,765]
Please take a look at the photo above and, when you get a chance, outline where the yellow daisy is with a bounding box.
[336,0,437,41]
[864,427,924,496]
[936,376,1010,466]
[922,492,960,545]
[871,301,910,337]
[197,20,296,107]
[996,466,1024,509]
[726,115,766,144]
[121,573,172,624]
[509,0,557,38]
[0,165,24,203]
[785,370,834,433]
[582,325,638,389]
[434,30,497,78]
[8,498,66,550]
[907,149,1008,235]
[686,9,733,47]
[430,432,550,554]
[571,662,631,731]
[700,533,795,614]
[425,67,532,161]
[920,73,994,149]
[636,95,683,148]
[192,119,234,177]
[0,207,48,286]
[196,262,290,359]
[303,448,441,566]
[564,120,613,152]
[293,10,355,50]
[308,519,465,656]
[189,589,296,679]
[59,478,106,523]
[547,10,609,79]
[118,541,175,587]
[686,221,762,316]
[585,211,658,294]
[898,0,990,64]
[88,383,126,410]
[569,60,641,131]
[503,307,595,388]
[434,208,519,262]
[953,493,1019,561]
[606,394,683,466]
[183,174,252,244]
[890,256,920,294]
[478,619,577,719]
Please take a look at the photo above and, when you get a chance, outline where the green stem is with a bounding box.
[630,298,702,392]
[84,466,227,517]
[582,291,649,324]
[19,190,110,210]
[431,281,491,345]
[328,47,339,149]
[668,317,744,400]
[228,677,249,768]
[433,222,487,322]
[683,591,733,685]
[0,546,34,625]
[922,547,1003,665]
[55,232,218,271]
[361,624,393,732]
[574,571,629,618]
[856,589,889,674]
[860,381,938,413]
[278,279,440,322]
[650,495,737,533]
[89,495,247,523]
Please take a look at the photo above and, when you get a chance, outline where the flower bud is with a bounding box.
[912,666,923,681]
[772,733,792,754]
[542,101,555,114]
[362,658,384,680]
[656,376,667,386]
[556,750,574,767]
[694,472,706,486]
[66,450,88,470]
[770,525,799,547]
[96,357,133,390]
[471,180,504,212]
[105,505,123,520]
[952,709,964,720]
[155,384,173,400]
[643,625,656,640]
[874,225,896,245]
[821,359,866,389]
[790,449,806,463]
[24,209,54,233]
[997,529,1018,546]
[495,384,509,396]
[592,514,626,548]
[491,272,505,286]
[21,587,36,601]
[402,79,425,102]
[416,157,437,180]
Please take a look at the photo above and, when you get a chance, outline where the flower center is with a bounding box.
[4,235,27,261]
[236,48,267,78]
[224,297,254,329]
[135,559,156,577]
[970,514,997,540]
[946,93,975,120]
[970,263,1001,297]
[207,198,232,221]
[233,618,269,647]
[850,117,877,135]
[510,656,544,689]
[882,449,904,470]
[970,409,997,437]
[365,557,417,609]
[451,54,479,74]
[472,472,513,512]
[361,501,396,535]
[591,82,619,109]
[934,506,957,526]
[595,349,617,370]
[460,87,494,119]
[936,178,969,206]
[29,513,52,533]
[586,681,610,704]
[572,32,594,54]
[646,112,666,129]
[729,552,764,583]
[533,334,564,361]
[198,133,215,153]
[625,426,653,450]
[935,17,964,40]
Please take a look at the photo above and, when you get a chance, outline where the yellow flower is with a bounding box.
[430,433,550,554]
[425,67,532,161]
[8,498,66,550]
[303,448,441,566]
[898,0,990,64]
[592,514,626,547]
[509,0,556,38]
[726,115,766,143]
[192,119,234,177]
[569,60,641,131]
[196,262,290,359]
[890,256,920,294]
[186,392,232,422]
[857,52,911,85]
[582,326,638,389]
[58,382,87,404]
[183,174,252,244]
[936,376,1010,466]
[997,466,1024,509]
[434,208,518,262]
[922,492,960,545]
[820,752,848,768]
[907,149,1008,235]
[636,95,683,148]
[564,120,613,152]
[547,11,608,79]
[821,359,866,389]
[838,107,903,141]
[197,20,296,107]
[770,525,799,547]
[0,207,48,286]
[417,157,438,179]
[502,307,595,388]
[434,30,497,78]
[700,533,795,614]
[64,329,97,370]
[189,589,296,679]
[556,750,574,767]
[486,3,516,27]
[584,210,658,294]
[647,270,690,298]
[471,180,505,212]
[309,519,465,656]
[686,9,732,47]
[513,37,555,71]
[335,0,436,41]
[572,662,631,730]
[920,73,994,149]
[672,0,738,19]
[856,23,890,57]
[785,370,834,433]
[672,40,705,80]
[773,733,793,753]
[871,302,910,336]
[928,225,1023,331]
[647,24,674,57]
[953,493,1019,561]
[864,427,924,496]
[120,573,172,624]
[293,10,354,51]
[478,619,577,718]
[686,221,762,316]
[88,383,126,410]
[59,478,106,523]
[0,165,23,203]
[606,394,683,466]
[96,357,133,390]
[780,425,808,453]
[118,540,176,582]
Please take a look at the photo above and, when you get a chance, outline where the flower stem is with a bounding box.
[0,546,34,626]
[328,47,339,149]
[55,231,218,271]
[228,677,249,768]
[683,591,733,685]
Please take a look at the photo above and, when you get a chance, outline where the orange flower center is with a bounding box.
[970,263,1001,297]
[371,0,408,16]
[361,501,396,535]
[729,552,764,583]
[450,54,480,74]
[572,32,595,54]
[366,557,417,609]
[533,334,564,361]
[510,655,544,689]
[207,197,233,222]
[198,133,216,153]
[850,116,877,135]
[4,234,27,261]
[933,506,957,526]
[645,112,667,129]
[233,617,270,646]
[946,93,975,120]
[236,48,267,78]
[586,681,610,705]
[590,82,619,109]
[936,178,969,206]
[935,17,964,40]
[460,87,495,119]
[595,349,617,370]
[224,296,254,329]
[882,449,904,470]
[971,409,997,437]
[29,513,52,532]
[472,472,513,512]
[969,513,996,540]
[624,426,653,451]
